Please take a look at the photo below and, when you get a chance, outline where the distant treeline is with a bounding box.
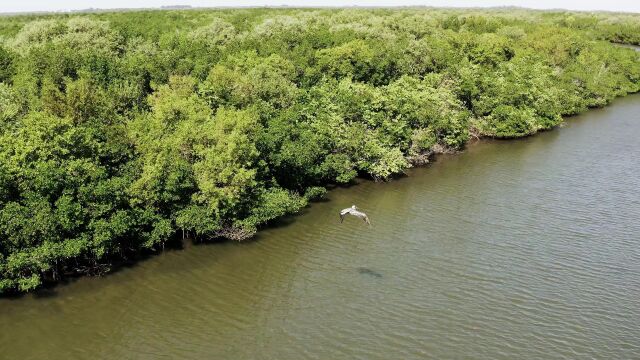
[0,8,639,293]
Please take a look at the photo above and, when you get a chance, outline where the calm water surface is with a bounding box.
[2,94,640,359]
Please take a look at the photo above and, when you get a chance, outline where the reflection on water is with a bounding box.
[1,94,640,359]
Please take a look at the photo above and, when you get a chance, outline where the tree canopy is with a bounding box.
[0,8,639,293]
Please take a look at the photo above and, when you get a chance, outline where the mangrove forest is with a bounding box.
[0,7,639,293]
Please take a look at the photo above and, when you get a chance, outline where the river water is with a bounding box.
[2,94,640,359]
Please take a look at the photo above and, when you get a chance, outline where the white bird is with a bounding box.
[340,205,371,226]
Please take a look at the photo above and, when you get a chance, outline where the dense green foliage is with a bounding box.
[0,8,639,293]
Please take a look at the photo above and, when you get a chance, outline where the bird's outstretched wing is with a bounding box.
[339,208,351,223]
[363,214,371,226]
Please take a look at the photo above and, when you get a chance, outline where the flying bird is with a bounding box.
[340,205,371,226]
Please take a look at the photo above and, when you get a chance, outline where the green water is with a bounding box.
[2,94,640,359]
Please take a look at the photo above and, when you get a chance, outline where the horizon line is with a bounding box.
[1,5,639,16]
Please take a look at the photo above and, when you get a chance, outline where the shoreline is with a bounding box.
[5,91,639,298]
[1,9,638,294]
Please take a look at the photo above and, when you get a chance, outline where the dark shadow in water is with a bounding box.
[247,209,312,243]
[326,182,358,190]
[1,239,188,299]
[357,267,383,278]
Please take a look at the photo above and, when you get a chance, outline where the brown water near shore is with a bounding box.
[1,94,640,359]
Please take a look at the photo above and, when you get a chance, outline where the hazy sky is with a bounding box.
[1,0,639,13]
